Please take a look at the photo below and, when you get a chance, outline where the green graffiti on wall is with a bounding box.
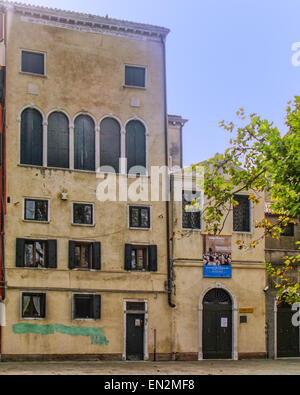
[12,323,109,346]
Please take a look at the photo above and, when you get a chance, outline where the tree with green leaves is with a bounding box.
[192,96,300,303]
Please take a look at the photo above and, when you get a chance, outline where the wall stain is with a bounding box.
[12,323,109,346]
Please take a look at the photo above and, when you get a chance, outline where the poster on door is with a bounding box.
[203,235,232,278]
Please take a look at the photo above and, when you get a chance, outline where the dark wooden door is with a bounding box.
[126,313,144,360]
[203,289,232,359]
[277,303,300,357]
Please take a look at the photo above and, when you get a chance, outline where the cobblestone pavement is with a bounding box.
[0,359,299,375]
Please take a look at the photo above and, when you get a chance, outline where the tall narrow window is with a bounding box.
[20,108,43,166]
[74,115,95,171]
[233,195,251,232]
[47,112,69,168]
[182,191,202,230]
[126,120,146,174]
[100,117,121,173]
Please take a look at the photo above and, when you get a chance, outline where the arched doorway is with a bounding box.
[277,301,300,357]
[202,288,233,359]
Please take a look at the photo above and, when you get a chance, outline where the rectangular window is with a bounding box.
[24,240,46,268]
[69,241,101,270]
[73,294,101,320]
[22,293,46,319]
[233,195,251,232]
[182,191,202,230]
[282,223,295,237]
[129,206,150,229]
[125,244,157,272]
[73,203,94,225]
[74,243,92,269]
[16,239,57,269]
[24,199,49,222]
[21,50,45,76]
[125,65,146,88]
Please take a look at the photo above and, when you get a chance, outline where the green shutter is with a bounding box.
[20,108,43,166]
[47,112,69,168]
[47,240,57,269]
[100,118,120,172]
[16,238,25,267]
[92,242,101,270]
[148,245,158,272]
[126,120,146,174]
[93,295,101,319]
[124,244,132,270]
[74,115,95,171]
[69,241,76,269]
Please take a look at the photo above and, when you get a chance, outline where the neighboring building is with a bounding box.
[169,172,267,360]
[265,201,300,359]
[0,1,267,361]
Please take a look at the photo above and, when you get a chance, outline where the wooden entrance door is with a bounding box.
[203,289,232,359]
[126,313,145,361]
[277,302,300,357]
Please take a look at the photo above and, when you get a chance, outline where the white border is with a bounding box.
[71,201,95,227]
[23,197,50,223]
[20,291,46,320]
[128,204,152,230]
[20,48,46,77]
[124,64,147,89]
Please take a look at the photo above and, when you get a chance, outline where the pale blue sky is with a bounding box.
[16,0,300,166]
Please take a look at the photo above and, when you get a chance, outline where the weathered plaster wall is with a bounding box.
[3,10,171,357]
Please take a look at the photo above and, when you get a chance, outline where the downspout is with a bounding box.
[161,34,175,309]
[0,8,6,303]
[0,7,6,359]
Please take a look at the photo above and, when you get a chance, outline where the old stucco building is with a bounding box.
[265,200,300,359]
[0,1,267,360]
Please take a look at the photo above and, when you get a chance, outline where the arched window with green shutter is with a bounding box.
[20,108,43,166]
[100,117,121,173]
[74,115,95,171]
[126,120,146,174]
[47,112,69,169]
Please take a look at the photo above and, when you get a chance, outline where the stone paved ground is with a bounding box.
[0,359,299,375]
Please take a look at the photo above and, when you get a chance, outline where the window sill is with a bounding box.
[19,71,47,78]
[18,164,150,177]
[71,223,95,227]
[182,228,202,232]
[232,231,253,235]
[21,317,45,320]
[129,227,151,231]
[73,318,98,321]
[123,84,146,90]
[18,266,49,270]
[23,219,50,224]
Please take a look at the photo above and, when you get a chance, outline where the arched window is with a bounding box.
[100,117,121,173]
[126,120,146,174]
[20,108,43,166]
[74,115,95,171]
[47,112,69,168]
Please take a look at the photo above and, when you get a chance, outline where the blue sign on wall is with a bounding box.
[203,265,232,278]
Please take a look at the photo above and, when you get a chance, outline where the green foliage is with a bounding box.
[193,97,300,235]
[191,96,300,303]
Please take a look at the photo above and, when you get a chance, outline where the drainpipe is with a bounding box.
[0,7,6,359]
[161,34,175,309]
